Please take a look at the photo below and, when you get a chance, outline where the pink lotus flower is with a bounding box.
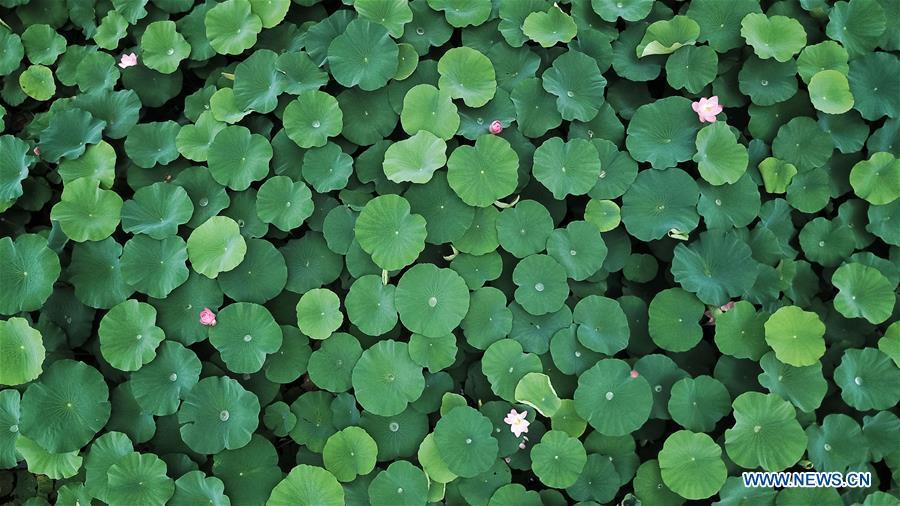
[33,147,40,156]
[630,370,639,379]
[489,120,503,134]
[503,409,530,437]
[118,53,138,69]
[691,96,722,123]
[199,308,217,326]
[704,301,736,325]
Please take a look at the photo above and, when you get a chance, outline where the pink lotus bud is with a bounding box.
[630,370,639,379]
[199,308,217,326]
[118,52,138,69]
[489,120,503,134]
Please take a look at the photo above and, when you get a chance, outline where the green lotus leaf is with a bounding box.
[565,453,620,503]
[283,91,343,149]
[772,117,833,172]
[19,359,110,453]
[648,288,705,352]
[296,288,343,340]
[513,254,569,316]
[99,299,165,372]
[368,460,429,504]
[574,358,652,436]
[187,216,247,279]
[0,29,24,76]
[395,263,470,337]
[141,21,190,74]
[798,217,856,267]
[805,414,869,473]
[433,405,498,478]
[848,52,899,121]
[757,351,827,413]
[427,0,491,27]
[672,230,759,305]
[574,295,630,355]
[130,341,201,416]
[832,262,895,324]
[546,220,607,281]
[301,142,352,193]
[724,392,807,471]
[0,318,44,385]
[531,430,586,488]
[849,152,900,205]
[15,436,83,479]
[511,77,563,138]
[38,108,105,163]
[50,177,123,242]
[460,287,512,349]
[205,0,262,55]
[437,47,496,107]
[233,49,285,113]
[764,306,825,367]
[383,131,447,184]
[355,0,412,37]
[633,460,682,505]
[879,321,900,368]
[797,41,850,84]
[482,339,542,401]
[668,376,731,432]
[740,13,806,62]
[354,194,426,271]
[339,88,399,145]
[124,121,181,169]
[621,168,700,242]
[307,332,361,393]
[0,390,20,468]
[834,347,900,411]
[738,56,799,106]
[346,275,398,336]
[825,0,886,57]
[328,19,398,91]
[757,157,798,193]
[122,182,194,239]
[541,50,607,122]
[626,97,700,169]
[170,471,229,506]
[522,5,577,47]
[713,300,768,360]
[533,137,600,199]
[0,135,30,211]
[400,84,460,140]
[178,376,260,454]
[19,64,56,101]
[210,302,282,373]
[496,200,553,258]
[267,464,344,506]
[208,126,272,191]
[323,426,377,482]
[106,452,175,506]
[666,45,718,93]
[120,235,189,298]
[686,0,762,52]
[693,122,749,186]
[0,234,60,315]
[256,176,314,232]
[637,16,700,57]
[514,372,561,417]
[809,70,854,115]
[351,340,424,417]
[447,134,519,207]
[659,430,726,500]
[57,140,116,189]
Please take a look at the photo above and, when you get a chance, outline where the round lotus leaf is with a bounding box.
[346,275,398,336]
[383,130,447,184]
[447,134,519,207]
[511,77,563,138]
[496,200,553,258]
[177,376,260,454]
[210,302,282,373]
[231,49,285,114]
[170,471,229,506]
[295,288,343,340]
[130,341,201,417]
[647,288,704,352]
[738,56,799,107]
[141,21,190,74]
[283,91,343,149]
[124,121,181,168]
[20,359,111,453]
[513,254,569,316]
[328,19,398,91]
[352,339,424,417]
[395,263,470,337]
[437,47,495,107]
[50,177,123,242]
[0,234,60,315]
[574,358,652,436]
[764,306,825,367]
[825,0,886,57]
[106,452,175,506]
[267,464,344,506]
[460,287,511,349]
[625,97,700,169]
[301,142,352,193]
[119,235,190,299]
[693,122,748,186]
[307,332,362,393]
[724,392,807,471]
[622,168,700,242]
[323,426,377,482]
[590,139,638,200]
[797,41,849,84]
[671,230,759,305]
[0,135,31,211]
[522,6,577,47]
[879,321,900,368]
[805,414,869,473]
[99,299,166,372]
[400,83,460,141]
[809,70,854,114]
[713,300,768,360]
[408,333,457,373]
[758,157,798,193]
[772,117,834,172]
[834,347,900,411]
[368,460,428,505]
[740,13,806,62]
[482,339,542,401]
[659,430,726,500]
[355,0,412,37]
[187,216,247,279]
[514,372,562,418]
[633,459,682,505]
[668,376,731,433]
[850,152,899,205]
[355,194,426,271]
[121,182,194,239]
[832,262,895,324]
[208,126,272,191]
[256,176,314,232]
[574,295,629,355]
[204,0,262,55]
[546,220,607,281]
[848,52,900,122]
[532,137,601,199]
[530,430,586,488]
[592,0,653,21]
[38,108,106,163]
[0,317,44,385]
[14,436,83,480]
[636,15,700,57]
[541,50,607,121]
[666,45,718,93]
[758,351,827,414]
[433,406,498,478]
[19,64,56,101]
[798,217,856,267]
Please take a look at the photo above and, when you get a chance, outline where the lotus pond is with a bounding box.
[0,0,899,504]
